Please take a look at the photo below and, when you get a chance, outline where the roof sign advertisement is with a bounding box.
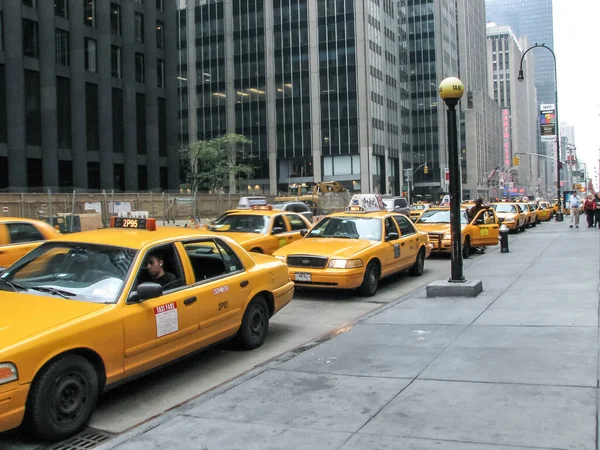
[345,194,385,213]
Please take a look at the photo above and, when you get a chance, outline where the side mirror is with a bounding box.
[129,282,163,303]
[386,232,399,241]
[272,226,285,234]
[300,229,308,237]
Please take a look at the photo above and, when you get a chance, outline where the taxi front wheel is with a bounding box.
[236,296,269,350]
[359,261,379,297]
[24,354,99,441]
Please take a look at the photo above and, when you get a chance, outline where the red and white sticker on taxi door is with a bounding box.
[154,302,178,338]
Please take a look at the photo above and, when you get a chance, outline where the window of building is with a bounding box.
[59,160,73,189]
[156,0,164,11]
[23,0,37,8]
[134,0,144,4]
[134,13,144,43]
[157,59,165,88]
[158,97,166,156]
[56,76,71,149]
[87,162,100,189]
[27,158,43,189]
[110,3,121,35]
[111,46,121,78]
[156,21,164,49]
[160,166,168,191]
[55,0,68,18]
[135,53,145,83]
[136,93,146,154]
[0,12,3,51]
[0,157,7,189]
[55,29,70,66]
[85,82,99,151]
[0,65,6,144]
[24,70,41,145]
[114,163,125,191]
[112,88,124,153]
[85,38,97,72]
[84,0,95,27]
[23,19,39,58]
[137,165,148,190]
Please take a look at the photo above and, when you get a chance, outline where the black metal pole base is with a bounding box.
[555,212,564,222]
[448,277,466,283]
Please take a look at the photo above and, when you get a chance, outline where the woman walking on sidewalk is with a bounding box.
[583,194,596,228]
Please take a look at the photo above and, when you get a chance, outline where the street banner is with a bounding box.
[539,104,556,143]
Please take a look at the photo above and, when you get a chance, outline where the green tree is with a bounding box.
[186,134,255,192]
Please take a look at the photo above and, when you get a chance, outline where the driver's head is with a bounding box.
[475,198,483,206]
[146,252,165,278]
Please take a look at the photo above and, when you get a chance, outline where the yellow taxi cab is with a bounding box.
[203,205,312,254]
[530,202,549,223]
[414,206,500,257]
[490,202,526,232]
[517,202,537,228]
[537,201,554,221]
[0,217,60,272]
[0,216,293,441]
[271,194,431,297]
[409,202,431,221]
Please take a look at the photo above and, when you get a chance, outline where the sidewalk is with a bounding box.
[98,221,599,450]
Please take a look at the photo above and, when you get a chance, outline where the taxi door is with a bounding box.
[380,217,402,276]
[394,215,420,269]
[122,243,204,378]
[471,209,499,246]
[282,213,311,245]
[267,214,294,254]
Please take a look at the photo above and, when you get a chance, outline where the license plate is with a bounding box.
[295,272,312,282]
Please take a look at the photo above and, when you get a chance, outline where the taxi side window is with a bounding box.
[272,215,287,234]
[183,239,243,283]
[7,223,44,244]
[136,244,185,292]
[394,215,415,236]
[384,217,399,239]
[286,213,309,231]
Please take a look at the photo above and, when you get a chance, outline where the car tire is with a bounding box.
[24,354,99,442]
[462,236,471,259]
[250,247,263,254]
[236,296,269,350]
[409,247,425,277]
[359,261,380,297]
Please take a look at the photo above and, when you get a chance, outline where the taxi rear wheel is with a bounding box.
[24,354,99,441]
[236,296,269,350]
[462,237,471,259]
[409,248,425,277]
[250,248,263,254]
[359,261,379,297]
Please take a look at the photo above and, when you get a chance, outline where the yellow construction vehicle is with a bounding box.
[275,181,349,215]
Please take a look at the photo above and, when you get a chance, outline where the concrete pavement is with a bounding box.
[95,220,599,450]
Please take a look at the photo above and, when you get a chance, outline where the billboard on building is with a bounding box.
[501,108,511,168]
[539,104,556,143]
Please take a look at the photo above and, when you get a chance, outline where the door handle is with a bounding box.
[183,297,197,305]
[240,280,249,288]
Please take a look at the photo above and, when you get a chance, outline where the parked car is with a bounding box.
[381,196,410,217]
[272,201,314,221]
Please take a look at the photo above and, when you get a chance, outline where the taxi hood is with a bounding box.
[0,292,107,351]
[209,232,262,244]
[416,223,466,233]
[281,238,377,258]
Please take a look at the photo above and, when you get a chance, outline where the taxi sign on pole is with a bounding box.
[345,194,385,213]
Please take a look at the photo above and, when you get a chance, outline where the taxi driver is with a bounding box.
[145,252,177,289]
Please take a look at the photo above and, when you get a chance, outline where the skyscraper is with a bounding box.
[178,0,410,195]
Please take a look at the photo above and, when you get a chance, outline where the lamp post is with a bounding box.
[439,77,465,282]
[517,43,563,221]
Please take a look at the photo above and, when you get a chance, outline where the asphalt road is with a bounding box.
[1,255,453,450]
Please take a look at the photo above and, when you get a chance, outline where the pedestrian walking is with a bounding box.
[569,194,580,228]
[583,194,596,228]
[595,193,600,228]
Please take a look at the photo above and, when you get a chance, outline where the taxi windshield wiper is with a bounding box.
[29,286,76,299]
[0,279,28,292]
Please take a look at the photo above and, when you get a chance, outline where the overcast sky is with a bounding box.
[553,0,600,181]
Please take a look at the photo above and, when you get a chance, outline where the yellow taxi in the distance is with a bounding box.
[0,216,293,441]
[0,217,60,272]
[517,202,537,228]
[203,205,312,254]
[490,202,527,232]
[409,202,431,222]
[536,201,554,221]
[272,194,432,297]
[414,206,500,257]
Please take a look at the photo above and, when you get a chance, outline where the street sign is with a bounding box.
[2,206,7,213]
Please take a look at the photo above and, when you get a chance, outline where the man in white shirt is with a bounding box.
[570,194,581,228]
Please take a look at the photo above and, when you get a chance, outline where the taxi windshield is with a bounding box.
[307,216,382,240]
[491,204,517,213]
[0,242,137,304]
[417,210,468,224]
[209,214,269,233]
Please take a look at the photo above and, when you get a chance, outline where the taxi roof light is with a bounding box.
[251,205,273,210]
[110,216,157,230]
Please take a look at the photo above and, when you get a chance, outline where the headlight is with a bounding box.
[443,233,451,240]
[273,255,286,262]
[0,363,18,385]
[328,259,363,269]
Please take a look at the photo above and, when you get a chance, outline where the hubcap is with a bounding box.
[249,306,264,337]
[50,371,88,425]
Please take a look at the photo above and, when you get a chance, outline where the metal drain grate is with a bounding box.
[42,429,114,450]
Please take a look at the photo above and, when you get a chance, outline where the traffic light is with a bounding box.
[423,164,429,174]
[513,155,520,166]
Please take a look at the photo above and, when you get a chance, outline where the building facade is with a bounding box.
[486,24,539,197]
[178,0,410,195]
[0,0,179,193]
